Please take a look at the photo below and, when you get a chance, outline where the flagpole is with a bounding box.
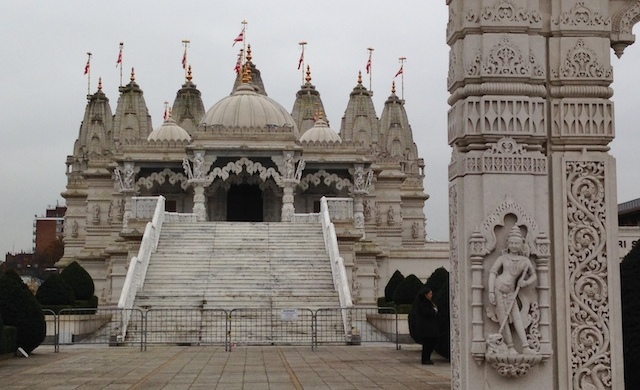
[367,47,374,95]
[299,41,307,85]
[182,39,190,80]
[398,56,406,102]
[242,20,248,64]
[118,43,124,86]
[86,52,92,96]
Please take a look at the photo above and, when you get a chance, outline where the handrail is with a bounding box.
[117,195,166,341]
[319,196,353,337]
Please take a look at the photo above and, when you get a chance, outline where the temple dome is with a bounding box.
[299,118,342,143]
[200,84,297,134]
[147,116,191,142]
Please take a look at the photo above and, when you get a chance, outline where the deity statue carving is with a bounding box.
[284,152,295,179]
[387,207,395,226]
[114,162,136,192]
[192,152,206,180]
[487,226,538,355]
[412,221,421,239]
[92,204,101,225]
[363,200,373,221]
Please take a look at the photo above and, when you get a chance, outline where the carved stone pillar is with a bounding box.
[281,180,295,222]
[192,182,207,222]
[447,0,626,388]
[353,191,365,230]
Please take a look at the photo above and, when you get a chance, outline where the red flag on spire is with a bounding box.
[84,57,90,75]
[234,50,242,74]
[297,49,304,70]
[394,65,403,78]
[116,45,123,67]
[233,28,245,47]
[181,48,187,69]
[366,58,371,74]
[163,107,168,121]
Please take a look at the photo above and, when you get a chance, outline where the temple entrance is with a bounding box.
[227,184,263,222]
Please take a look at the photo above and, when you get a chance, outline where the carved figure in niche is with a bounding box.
[70,220,78,238]
[107,202,113,223]
[363,200,373,221]
[284,152,294,179]
[193,153,206,180]
[123,163,135,189]
[353,166,366,191]
[487,226,537,355]
[412,221,421,239]
[92,204,101,225]
[387,207,395,225]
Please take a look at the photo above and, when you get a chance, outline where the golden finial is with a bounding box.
[305,65,312,83]
[98,77,103,90]
[186,65,193,81]
[246,44,252,63]
[391,81,396,94]
[130,67,135,82]
[168,107,173,118]
[358,71,362,85]
[242,63,252,83]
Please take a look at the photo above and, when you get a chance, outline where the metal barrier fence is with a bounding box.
[42,306,400,352]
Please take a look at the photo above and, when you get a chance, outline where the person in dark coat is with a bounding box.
[409,286,439,364]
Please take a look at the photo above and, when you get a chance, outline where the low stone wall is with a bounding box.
[366,313,414,344]
[45,313,113,344]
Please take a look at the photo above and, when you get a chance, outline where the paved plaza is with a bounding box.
[0,344,451,389]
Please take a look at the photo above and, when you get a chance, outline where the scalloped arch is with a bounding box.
[299,170,352,191]
[137,169,190,190]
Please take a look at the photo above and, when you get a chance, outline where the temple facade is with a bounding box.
[60,48,447,307]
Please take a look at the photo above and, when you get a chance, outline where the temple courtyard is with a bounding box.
[0,344,450,389]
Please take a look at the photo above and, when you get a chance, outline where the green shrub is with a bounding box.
[0,271,45,354]
[0,311,4,353]
[392,274,423,305]
[622,241,640,389]
[384,270,405,302]
[60,261,94,301]
[425,267,448,294]
[2,326,17,355]
[37,273,75,306]
[395,304,413,315]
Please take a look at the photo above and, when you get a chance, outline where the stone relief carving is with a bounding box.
[208,157,281,186]
[137,169,190,190]
[183,152,208,182]
[553,2,611,29]
[449,185,461,390]
[457,137,547,176]
[447,50,456,89]
[363,200,374,221]
[483,36,529,76]
[70,220,78,238]
[386,207,396,226]
[469,195,551,377]
[480,0,541,24]
[566,160,612,390]
[411,221,422,239]
[299,170,351,191]
[557,39,613,79]
[352,165,373,193]
[92,204,100,225]
[283,152,295,180]
[551,100,613,139]
[114,162,136,192]
[294,158,306,182]
[107,202,113,223]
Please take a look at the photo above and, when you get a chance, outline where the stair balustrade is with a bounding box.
[117,196,167,341]
[319,197,353,337]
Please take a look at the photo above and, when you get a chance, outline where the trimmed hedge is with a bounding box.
[0,270,45,354]
[2,326,17,355]
[384,270,404,303]
[37,273,75,306]
[622,241,640,389]
[393,274,424,305]
[60,261,95,301]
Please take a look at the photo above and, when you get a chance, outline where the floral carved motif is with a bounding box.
[449,185,461,390]
[565,161,612,390]
[480,0,541,24]
[299,170,352,191]
[483,36,529,76]
[137,169,190,190]
[558,39,612,79]
[553,2,611,29]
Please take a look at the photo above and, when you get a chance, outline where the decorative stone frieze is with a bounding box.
[449,137,547,179]
[553,39,613,81]
[552,2,611,32]
[136,168,190,191]
[464,36,545,79]
[299,170,351,191]
[447,96,546,145]
[551,99,614,142]
[565,160,613,390]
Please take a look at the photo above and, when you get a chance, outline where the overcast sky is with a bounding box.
[1,1,639,256]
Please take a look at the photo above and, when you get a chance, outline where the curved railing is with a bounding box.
[117,196,166,341]
[319,197,353,337]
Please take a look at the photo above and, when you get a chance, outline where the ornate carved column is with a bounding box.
[279,152,305,222]
[183,151,212,221]
[446,0,626,388]
[351,164,373,235]
[114,162,137,231]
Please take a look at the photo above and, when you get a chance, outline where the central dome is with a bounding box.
[200,84,298,136]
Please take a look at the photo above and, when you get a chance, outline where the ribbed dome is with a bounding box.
[200,84,297,133]
[147,117,191,142]
[299,118,342,143]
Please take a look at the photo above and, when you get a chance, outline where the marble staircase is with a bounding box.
[132,221,343,344]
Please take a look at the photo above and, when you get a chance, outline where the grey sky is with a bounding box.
[1,1,639,256]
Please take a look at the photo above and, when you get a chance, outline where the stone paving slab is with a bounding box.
[0,344,450,390]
